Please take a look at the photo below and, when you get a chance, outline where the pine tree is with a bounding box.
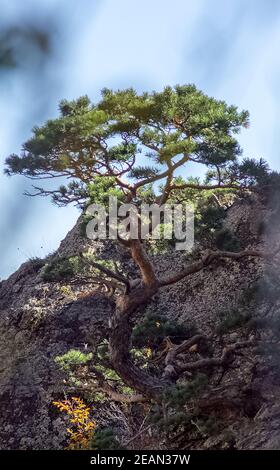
[5,85,279,401]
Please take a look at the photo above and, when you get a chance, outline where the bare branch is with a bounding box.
[169,182,241,192]
[165,335,206,367]
[133,154,189,192]
[159,246,280,287]
[80,254,130,289]
[177,340,255,373]
[163,336,256,380]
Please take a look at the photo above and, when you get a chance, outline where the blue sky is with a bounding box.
[0,0,280,279]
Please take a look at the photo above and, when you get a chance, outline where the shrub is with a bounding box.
[196,205,227,240]
[54,349,93,371]
[28,256,46,270]
[132,313,195,349]
[164,374,208,407]
[80,212,94,238]
[42,256,82,281]
[150,374,209,433]
[53,397,96,450]
[58,285,75,298]
[90,428,120,450]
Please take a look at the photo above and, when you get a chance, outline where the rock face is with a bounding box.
[0,223,113,449]
[0,194,280,449]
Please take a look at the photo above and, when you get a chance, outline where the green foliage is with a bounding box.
[41,251,119,285]
[54,341,136,405]
[58,285,75,298]
[54,349,94,389]
[192,415,224,438]
[87,176,124,206]
[145,227,176,254]
[205,157,277,189]
[196,204,227,241]
[149,374,232,444]
[163,374,209,408]
[5,85,249,206]
[28,256,46,271]
[235,157,270,186]
[80,212,93,238]
[90,428,121,450]
[150,374,209,433]
[42,255,82,281]
[129,166,160,180]
[54,349,93,371]
[167,175,230,245]
[214,227,241,252]
[132,313,195,349]
[94,340,145,391]
[94,364,121,382]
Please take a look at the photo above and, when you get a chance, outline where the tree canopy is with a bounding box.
[6,84,263,208]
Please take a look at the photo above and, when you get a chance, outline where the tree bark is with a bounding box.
[109,286,168,399]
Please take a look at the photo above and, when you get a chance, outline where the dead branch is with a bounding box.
[124,424,152,446]
[163,338,255,380]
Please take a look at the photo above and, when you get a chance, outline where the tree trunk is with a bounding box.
[109,286,168,400]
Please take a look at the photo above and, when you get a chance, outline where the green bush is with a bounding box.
[28,256,46,270]
[132,313,195,349]
[54,349,93,371]
[80,212,93,238]
[162,374,209,408]
[196,205,226,240]
[150,374,209,433]
[90,428,121,450]
[42,256,82,281]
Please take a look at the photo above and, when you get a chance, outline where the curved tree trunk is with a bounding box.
[109,286,168,400]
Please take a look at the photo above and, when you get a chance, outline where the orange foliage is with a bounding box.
[53,396,96,449]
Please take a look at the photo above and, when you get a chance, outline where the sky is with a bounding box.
[0,0,280,279]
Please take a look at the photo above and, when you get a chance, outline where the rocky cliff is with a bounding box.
[1,193,280,450]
